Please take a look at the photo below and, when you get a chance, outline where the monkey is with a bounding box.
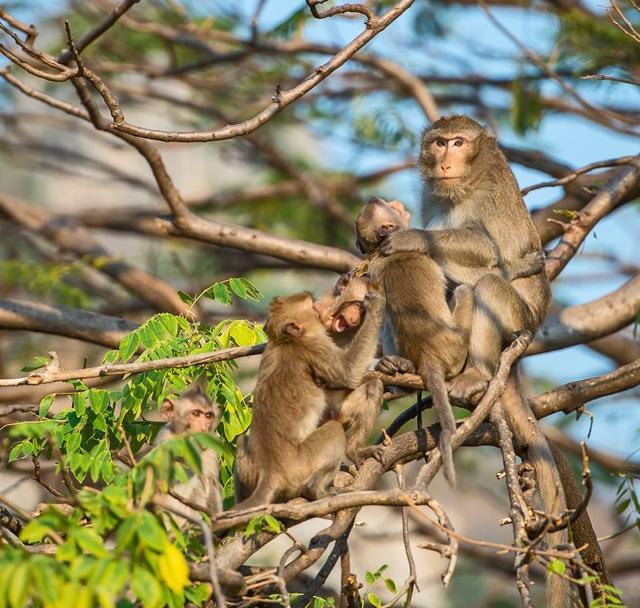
[314,272,386,467]
[355,197,472,486]
[375,115,586,604]
[234,286,385,509]
[155,388,223,524]
[379,115,551,405]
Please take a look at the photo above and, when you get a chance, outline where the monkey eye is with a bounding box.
[204,412,214,419]
[435,139,446,148]
[453,138,463,147]
[190,409,203,417]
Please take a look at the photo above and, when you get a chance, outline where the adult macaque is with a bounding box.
[155,389,223,521]
[356,197,472,486]
[234,286,384,509]
[380,115,550,403]
[315,273,385,467]
[376,114,571,604]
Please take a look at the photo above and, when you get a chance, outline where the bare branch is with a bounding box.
[529,274,640,354]
[544,157,640,280]
[0,299,137,348]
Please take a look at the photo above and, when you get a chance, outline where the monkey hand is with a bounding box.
[364,279,385,307]
[379,229,428,256]
[507,250,546,280]
[376,355,416,375]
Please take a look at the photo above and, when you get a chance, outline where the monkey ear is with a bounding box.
[283,321,304,337]
[160,398,175,421]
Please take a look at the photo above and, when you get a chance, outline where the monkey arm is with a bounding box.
[381,227,501,268]
[312,296,384,389]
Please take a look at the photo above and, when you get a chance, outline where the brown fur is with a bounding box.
[356,198,472,486]
[316,273,385,466]
[234,288,384,508]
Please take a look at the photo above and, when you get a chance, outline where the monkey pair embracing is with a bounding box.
[355,115,548,486]
[234,279,385,509]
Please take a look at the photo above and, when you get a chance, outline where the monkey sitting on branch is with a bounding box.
[356,197,472,486]
[356,198,542,486]
[379,114,550,404]
[154,388,223,524]
[234,285,384,509]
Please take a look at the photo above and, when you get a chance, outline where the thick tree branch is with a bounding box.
[0,299,137,348]
[529,274,640,354]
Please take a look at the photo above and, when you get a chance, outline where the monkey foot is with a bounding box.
[448,369,489,405]
[348,445,385,469]
[375,355,416,375]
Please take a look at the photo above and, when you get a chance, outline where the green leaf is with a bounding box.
[67,432,82,454]
[132,566,163,608]
[8,564,27,608]
[213,282,231,305]
[39,394,55,417]
[119,332,139,363]
[547,559,566,576]
[89,390,109,413]
[73,393,87,417]
[137,513,167,552]
[263,514,283,534]
[21,355,51,372]
[365,571,376,584]
[73,528,109,557]
[177,290,194,305]
[102,349,119,364]
[367,592,382,608]
[384,578,397,593]
[20,520,54,543]
[8,441,25,462]
[229,277,247,299]
[158,543,189,593]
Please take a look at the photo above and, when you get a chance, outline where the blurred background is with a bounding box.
[1,1,639,606]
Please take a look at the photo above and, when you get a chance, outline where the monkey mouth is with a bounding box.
[333,315,349,333]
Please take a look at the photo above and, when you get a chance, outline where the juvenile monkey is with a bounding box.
[315,273,385,466]
[356,197,472,486]
[155,388,223,521]
[234,286,384,509]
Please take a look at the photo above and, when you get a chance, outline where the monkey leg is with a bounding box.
[341,378,384,467]
[299,420,347,500]
[449,274,531,404]
[421,363,456,487]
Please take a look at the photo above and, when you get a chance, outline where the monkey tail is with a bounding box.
[420,362,456,488]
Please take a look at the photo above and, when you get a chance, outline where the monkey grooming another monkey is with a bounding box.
[155,388,223,523]
[314,273,385,467]
[234,286,384,509]
[380,115,550,404]
[356,197,472,487]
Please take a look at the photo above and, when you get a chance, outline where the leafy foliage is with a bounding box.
[4,278,265,607]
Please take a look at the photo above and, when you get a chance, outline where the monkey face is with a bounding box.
[419,115,494,198]
[161,390,219,434]
[355,197,411,253]
[185,406,216,433]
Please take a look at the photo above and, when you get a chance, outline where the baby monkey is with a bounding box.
[356,197,471,486]
[155,388,223,522]
[234,285,384,508]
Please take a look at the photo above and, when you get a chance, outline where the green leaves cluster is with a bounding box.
[5,277,265,607]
